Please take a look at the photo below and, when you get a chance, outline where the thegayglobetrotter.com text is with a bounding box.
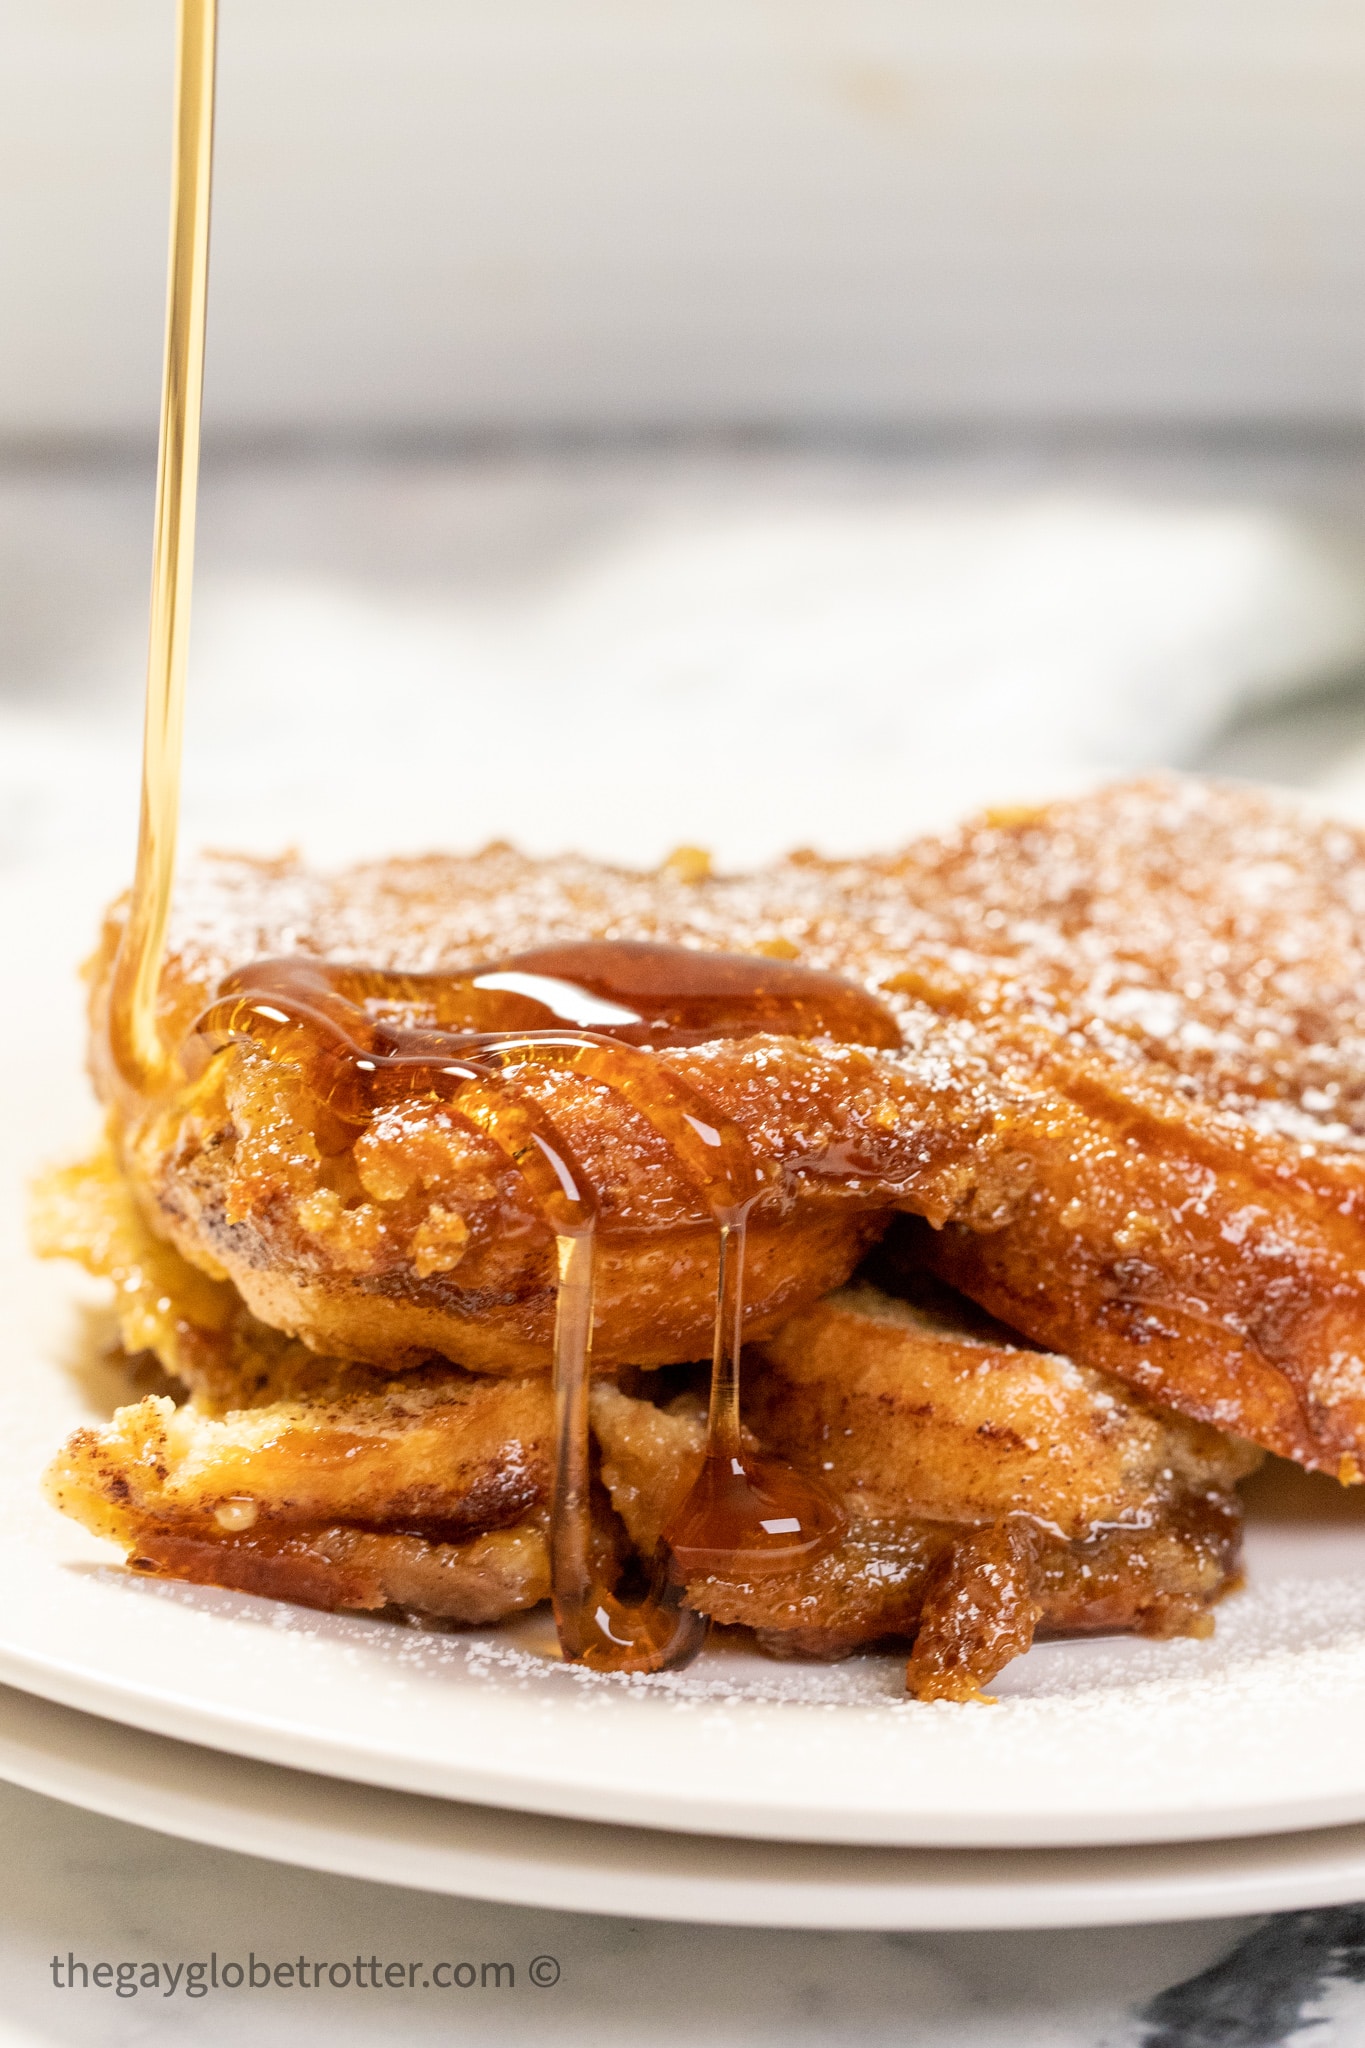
[50,1952,562,1997]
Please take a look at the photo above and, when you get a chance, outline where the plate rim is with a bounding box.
[10,1677,1365,1932]
[9,1626,1365,1854]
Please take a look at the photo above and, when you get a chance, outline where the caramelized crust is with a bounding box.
[84,777,1365,1457]
[45,1385,552,1624]
[904,1521,1043,1707]
[102,1517,547,1625]
[593,1284,1258,1701]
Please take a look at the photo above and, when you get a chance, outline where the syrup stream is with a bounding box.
[109,0,216,1092]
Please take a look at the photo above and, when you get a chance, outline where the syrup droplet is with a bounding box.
[663,1450,844,1580]
[662,1208,843,1583]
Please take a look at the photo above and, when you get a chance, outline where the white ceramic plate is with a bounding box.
[9,863,1365,1853]
[14,1679,1365,1932]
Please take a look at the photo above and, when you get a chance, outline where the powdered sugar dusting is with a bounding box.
[158,776,1365,1164]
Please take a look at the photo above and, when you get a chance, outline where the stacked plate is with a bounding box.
[8,868,1365,1932]
[6,1504,1365,1931]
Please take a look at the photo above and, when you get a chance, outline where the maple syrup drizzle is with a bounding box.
[109,4,903,1673]
[185,947,900,1670]
[109,0,216,1092]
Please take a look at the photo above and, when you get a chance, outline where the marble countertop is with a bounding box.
[5,1776,1365,2048]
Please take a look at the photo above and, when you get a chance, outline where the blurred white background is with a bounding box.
[5,0,1365,437]
[4,1,1365,875]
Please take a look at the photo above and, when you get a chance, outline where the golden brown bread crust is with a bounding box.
[593,1284,1258,1700]
[83,774,1365,1460]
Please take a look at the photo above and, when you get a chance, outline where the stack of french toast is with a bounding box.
[39,777,1365,1701]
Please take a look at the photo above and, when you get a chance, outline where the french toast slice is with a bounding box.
[41,1185,1253,1696]
[36,1150,555,1620]
[80,775,1365,1465]
[83,847,1015,1377]
[595,1281,1259,1701]
[45,1390,552,1624]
